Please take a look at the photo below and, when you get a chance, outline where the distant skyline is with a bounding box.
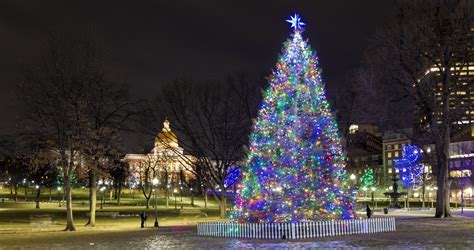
[0,1,395,149]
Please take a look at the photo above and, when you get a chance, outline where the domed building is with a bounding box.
[124,119,195,192]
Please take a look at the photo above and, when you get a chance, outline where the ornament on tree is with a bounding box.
[231,14,355,223]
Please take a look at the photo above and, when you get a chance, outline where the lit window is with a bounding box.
[450,170,472,177]
[388,168,392,174]
[387,152,392,158]
[394,152,399,157]
[394,144,399,150]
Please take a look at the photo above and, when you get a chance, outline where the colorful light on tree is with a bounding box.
[231,14,355,223]
[359,168,375,189]
[393,145,424,189]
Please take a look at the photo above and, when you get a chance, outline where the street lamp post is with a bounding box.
[173,188,178,210]
[100,186,106,209]
[23,179,28,202]
[166,185,170,208]
[57,187,62,207]
[362,186,368,199]
[371,187,376,208]
[152,177,159,227]
[190,187,194,207]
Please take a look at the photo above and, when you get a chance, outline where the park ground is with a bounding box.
[0,187,473,248]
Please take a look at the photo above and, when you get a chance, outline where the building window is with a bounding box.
[387,145,392,150]
[388,168,392,174]
[394,144,399,150]
[387,152,392,159]
[394,151,399,157]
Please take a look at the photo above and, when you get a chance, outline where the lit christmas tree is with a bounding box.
[232,14,355,223]
[360,169,375,189]
[393,145,424,189]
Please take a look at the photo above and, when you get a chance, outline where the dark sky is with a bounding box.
[0,0,395,147]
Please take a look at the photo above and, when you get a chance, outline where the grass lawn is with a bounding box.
[0,186,225,248]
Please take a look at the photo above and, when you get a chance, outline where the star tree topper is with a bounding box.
[286,13,306,31]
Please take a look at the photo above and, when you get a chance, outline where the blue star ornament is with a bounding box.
[286,13,306,31]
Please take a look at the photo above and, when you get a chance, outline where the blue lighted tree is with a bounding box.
[393,145,424,189]
[393,145,425,209]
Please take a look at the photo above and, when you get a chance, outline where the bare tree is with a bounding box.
[365,0,473,218]
[108,157,130,206]
[81,81,136,227]
[136,153,160,209]
[142,76,260,218]
[18,35,106,231]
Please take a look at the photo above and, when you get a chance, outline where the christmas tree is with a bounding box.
[232,14,355,223]
[360,169,375,189]
[394,145,424,189]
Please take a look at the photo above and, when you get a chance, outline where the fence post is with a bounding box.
[349,220,353,234]
[378,218,381,233]
[340,220,344,235]
[277,223,280,239]
[331,220,335,236]
[324,221,328,237]
[374,218,378,233]
[323,221,327,237]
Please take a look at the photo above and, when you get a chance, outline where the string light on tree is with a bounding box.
[231,14,355,223]
[393,145,424,189]
[360,169,375,190]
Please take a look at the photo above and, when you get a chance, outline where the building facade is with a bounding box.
[382,129,413,186]
[346,124,383,185]
[124,119,195,190]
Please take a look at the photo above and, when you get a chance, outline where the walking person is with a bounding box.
[366,205,373,218]
[140,212,147,228]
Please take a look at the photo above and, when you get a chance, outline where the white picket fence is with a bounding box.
[197,217,395,239]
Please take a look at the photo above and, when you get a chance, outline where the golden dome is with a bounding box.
[155,119,178,147]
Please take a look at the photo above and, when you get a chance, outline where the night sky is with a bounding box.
[0,1,395,149]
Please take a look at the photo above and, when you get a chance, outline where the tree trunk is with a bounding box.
[219,188,226,218]
[49,187,52,202]
[63,174,76,231]
[13,185,18,202]
[146,197,150,209]
[24,186,28,202]
[435,128,451,218]
[86,172,97,227]
[117,183,122,206]
[434,65,452,218]
[35,187,41,209]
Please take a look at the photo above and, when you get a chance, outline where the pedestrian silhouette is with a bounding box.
[366,205,373,218]
[140,212,147,228]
